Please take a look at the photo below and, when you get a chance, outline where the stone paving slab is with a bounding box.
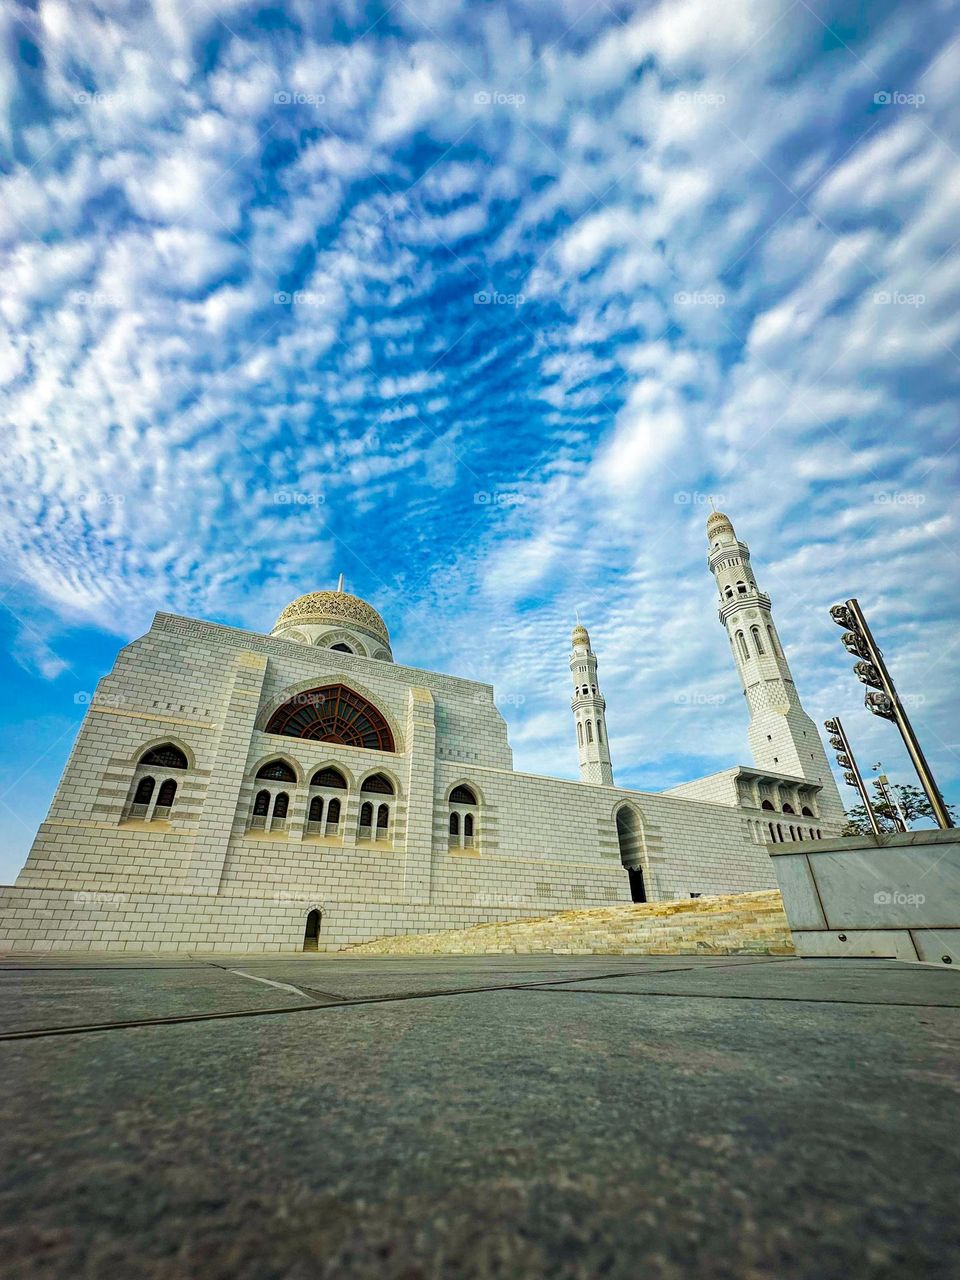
[2,956,959,1279]
[0,965,324,1034]
[547,957,960,1007]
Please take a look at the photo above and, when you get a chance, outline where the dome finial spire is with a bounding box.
[336,572,344,593]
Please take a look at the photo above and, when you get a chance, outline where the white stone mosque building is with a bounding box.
[0,512,845,952]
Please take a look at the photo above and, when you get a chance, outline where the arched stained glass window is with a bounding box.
[133,776,155,805]
[450,785,477,805]
[257,760,297,782]
[265,685,395,751]
[311,767,347,789]
[449,812,460,835]
[253,789,270,816]
[361,773,394,794]
[140,744,188,769]
[156,779,177,807]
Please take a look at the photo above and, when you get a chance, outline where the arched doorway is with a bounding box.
[303,909,321,952]
[616,807,647,903]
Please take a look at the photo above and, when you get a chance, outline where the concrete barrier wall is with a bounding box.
[769,828,960,964]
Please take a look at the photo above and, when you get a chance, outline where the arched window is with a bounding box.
[809,827,815,839]
[330,643,353,653]
[376,804,389,833]
[789,825,796,840]
[140,744,188,769]
[769,822,776,842]
[464,813,474,838]
[303,909,321,951]
[156,779,177,809]
[359,801,373,836]
[311,767,347,789]
[265,684,394,751]
[761,799,774,811]
[586,720,593,743]
[577,722,584,746]
[596,720,603,745]
[782,803,795,815]
[450,785,477,805]
[253,789,270,816]
[272,792,289,818]
[361,773,394,795]
[776,823,784,841]
[326,797,341,830]
[257,760,297,782]
[737,581,747,595]
[751,626,765,656]
[449,812,460,836]
[736,631,749,660]
[801,806,814,817]
[767,625,780,657]
[724,586,733,600]
[133,776,156,805]
[309,796,324,823]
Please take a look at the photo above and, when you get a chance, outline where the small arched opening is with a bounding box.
[616,807,647,903]
[303,909,321,952]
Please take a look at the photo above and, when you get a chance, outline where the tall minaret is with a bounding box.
[570,621,614,785]
[706,511,844,824]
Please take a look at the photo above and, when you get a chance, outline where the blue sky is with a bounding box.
[1,0,958,881]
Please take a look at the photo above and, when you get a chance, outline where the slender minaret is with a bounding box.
[706,511,844,824]
[570,621,614,785]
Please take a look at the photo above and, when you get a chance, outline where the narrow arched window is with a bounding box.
[253,789,270,816]
[737,581,747,595]
[376,803,389,833]
[801,806,814,817]
[577,721,583,746]
[156,779,177,808]
[134,776,155,805]
[309,795,324,822]
[767,625,779,656]
[724,586,733,600]
[464,813,474,838]
[736,631,749,660]
[326,797,341,828]
[776,823,784,841]
[272,792,289,818]
[586,720,593,743]
[782,803,795,815]
[449,812,460,836]
[751,626,765,655]
[769,822,776,842]
[761,799,774,811]
[359,801,373,831]
[596,720,603,745]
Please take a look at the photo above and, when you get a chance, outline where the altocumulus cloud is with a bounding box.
[0,0,958,876]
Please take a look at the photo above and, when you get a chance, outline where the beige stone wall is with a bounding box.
[2,610,781,952]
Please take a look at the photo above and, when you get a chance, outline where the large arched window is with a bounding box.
[257,759,297,782]
[361,772,394,794]
[265,685,395,751]
[311,767,347,789]
[139,744,188,769]
[450,785,477,805]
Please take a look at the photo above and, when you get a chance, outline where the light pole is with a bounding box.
[824,716,882,837]
[830,598,954,830]
[872,763,908,833]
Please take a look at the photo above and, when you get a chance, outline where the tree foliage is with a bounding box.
[843,781,956,835]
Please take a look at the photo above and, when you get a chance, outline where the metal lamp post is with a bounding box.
[830,598,953,829]
[824,716,882,836]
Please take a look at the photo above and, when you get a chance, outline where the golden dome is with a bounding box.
[273,591,390,647]
[572,623,590,647]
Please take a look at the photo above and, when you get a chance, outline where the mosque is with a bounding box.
[0,512,845,952]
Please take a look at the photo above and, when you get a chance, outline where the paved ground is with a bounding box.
[1,953,958,1279]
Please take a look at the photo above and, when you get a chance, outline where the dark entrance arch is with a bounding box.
[303,910,321,952]
[616,807,647,903]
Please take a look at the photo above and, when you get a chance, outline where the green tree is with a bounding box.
[843,781,956,835]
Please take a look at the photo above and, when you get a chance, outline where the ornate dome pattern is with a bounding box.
[572,623,590,647]
[273,591,390,646]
